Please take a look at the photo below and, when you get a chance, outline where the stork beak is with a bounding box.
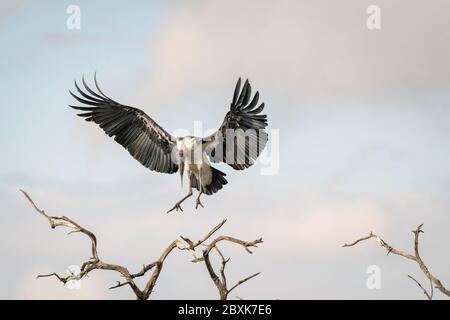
[179,161,184,189]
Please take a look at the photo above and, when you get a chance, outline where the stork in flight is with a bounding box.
[70,76,268,213]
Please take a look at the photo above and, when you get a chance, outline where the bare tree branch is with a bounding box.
[228,272,261,295]
[408,275,433,300]
[109,281,131,290]
[36,272,70,284]
[192,234,264,300]
[343,224,450,299]
[21,190,262,300]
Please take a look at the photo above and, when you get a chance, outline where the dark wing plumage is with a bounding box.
[191,167,228,195]
[69,75,178,174]
[204,78,268,170]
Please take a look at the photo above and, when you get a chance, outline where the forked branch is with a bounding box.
[20,190,262,300]
[343,224,449,299]
[191,237,263,300]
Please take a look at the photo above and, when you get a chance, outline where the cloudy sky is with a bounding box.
[1,0,450,299]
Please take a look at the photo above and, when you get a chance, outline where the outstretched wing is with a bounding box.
[70,75,178,174]
[204,78,268,170]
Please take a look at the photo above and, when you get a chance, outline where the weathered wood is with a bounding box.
[343,224,450,299]
[20,190,262,300]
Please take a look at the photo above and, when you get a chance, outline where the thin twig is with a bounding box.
[408,275,433,300]
[344,224,449,299]
[109,281,131,290]
[228,272,261,295]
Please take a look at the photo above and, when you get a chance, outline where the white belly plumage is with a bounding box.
[188,162,213,187]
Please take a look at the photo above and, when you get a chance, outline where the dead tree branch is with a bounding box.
[343,224,449,299]
[20,189,262,300]
[191,236,263,300]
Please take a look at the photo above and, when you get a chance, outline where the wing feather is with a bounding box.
[204,78,268,170]
[69,76,178,174]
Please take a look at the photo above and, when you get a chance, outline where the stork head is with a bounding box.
[176,138,187,160]
[176,138,186,188]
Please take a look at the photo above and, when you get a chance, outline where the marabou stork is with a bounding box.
[70,75,268,213]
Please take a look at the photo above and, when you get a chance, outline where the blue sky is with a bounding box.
[1,0,450,299]
[0,1,174,181]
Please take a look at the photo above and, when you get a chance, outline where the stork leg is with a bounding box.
[195,189,204,209]
[167,177,193,213]
[196,172,204,209]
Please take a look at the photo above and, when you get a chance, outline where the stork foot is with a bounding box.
[167,202,184,213]
[195,197,204,209]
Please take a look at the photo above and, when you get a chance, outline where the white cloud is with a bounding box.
[137,0,450,104]
[246,196,388,255]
